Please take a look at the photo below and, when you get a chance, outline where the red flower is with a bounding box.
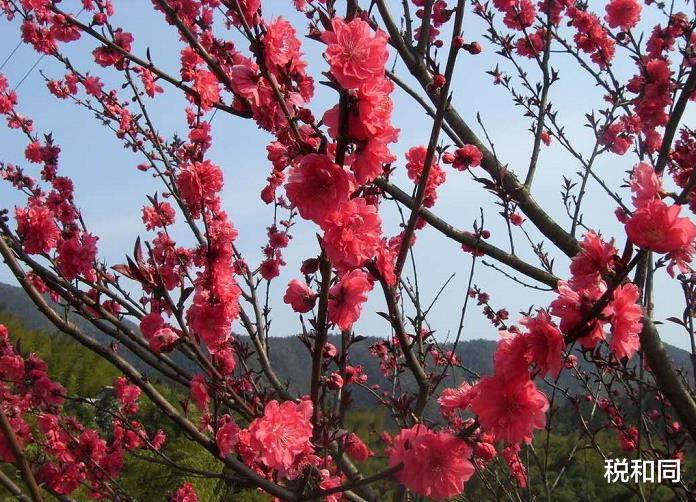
[189,373,209,411]
[438,381,477,417]
[176,160,224,218]
[405,146,446,207]
[567,7,615,67]
[388,424,475,501]
[516,29,546,58]
[550,281,607,348]
[187,290,236,351]
[114,376,141,414]
[149,327,179,353]
[328,269,373,331]
[15,203,60,254]
[245,399,313,471]
[569,231,617,289]
[503,0,537,30]
[286,154,353,224]
[216,415,240,458]
[521,311,564,378]
[450,144,483,171]
[493,331,530,378]
[142,201,176,230]
[57,233,98,280]
[322,198,383,270]
[607,283,643,359]
[283,279,316,313]
[193,71,220,111]
[344,432,371,462]
[171,482,198,502]
[321,17,389,90]
[630,162,661,208]
[625,199,696,254]
[470,374,548,444]
[605,0,641,31]
[263,18,303,72]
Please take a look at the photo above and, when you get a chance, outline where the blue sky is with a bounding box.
[0,1,693,350]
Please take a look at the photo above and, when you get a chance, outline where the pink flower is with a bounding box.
[15,204,60,254]
[0,354,24,381]
[319,470,345,502]
[263,18,303,72]
[213,347,237,375]
[405,146,446,207]
[231,64,261,105]
[283,279,316,313]
[503,0,537,30]
[190,373,209,411]
[375,240,397,286]
[321,17,389,90]
[328,269,373,331]
[388,424,475,501]
[493,331,530,378]
[438,381,477,417]
[149,327,180,353]
[57,233,98,280]
[450,144,483,170]
[630,162,661,208]
[186,288,237,350]
[569,231,617,289]
[344,432,371,462]
[216,415,240,458]
[286,154,353,224]
[516,28,546,58]
[618,426,639,452]
[176,160,224,218]
[321,198,382,270]
[142,201,176,230]
[351,137,395,184]
[605,0,641,31]
[140,313,164,338]
[138,68,163,97]
[567,7,616,67]
[193,71,220,111]
[521,311,564,378]
[114,376,141,414]
[171,482,198,502]
[607,283,643,359]
[625,199,696,254]
[38,463,83,495]
[502,444,528,487]
[246,399,313,471]
[470,374,548,444]
[323,76,398,143]
[550,281,607,348]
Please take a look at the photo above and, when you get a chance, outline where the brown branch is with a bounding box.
[640,318,696,443]
[51,6,245,118]
[524,8,554,189]
[0,407,43,502]
[394,0,465,277]
[0,469,31,502]
[375,178,559,287]
[379,278,430,417]
[0,237,297,501]
[655,67,696,175]
[376,0,581,258]
[309,256,332,430]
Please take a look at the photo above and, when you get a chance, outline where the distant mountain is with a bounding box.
[0,281,693,413]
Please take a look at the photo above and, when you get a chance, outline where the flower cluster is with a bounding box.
[388,424,475,500]
[0,323,162,497]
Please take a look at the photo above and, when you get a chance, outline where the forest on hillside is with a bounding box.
[1,311,692,501]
